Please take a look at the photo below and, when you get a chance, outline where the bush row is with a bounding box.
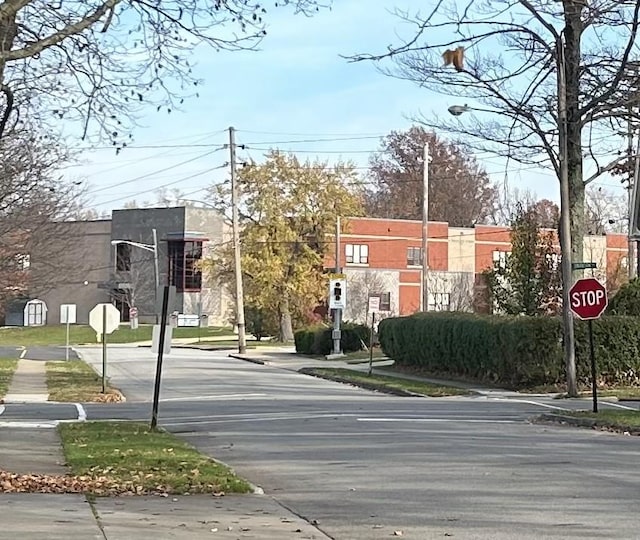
[294,323,370,356]
[378,313,640,389]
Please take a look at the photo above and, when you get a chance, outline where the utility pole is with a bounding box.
[557,37,578,397]
[421,143,430,312]
[229,126,247,354]
[332,216,342,356]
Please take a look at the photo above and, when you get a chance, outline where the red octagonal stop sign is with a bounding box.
[569,277,608,320]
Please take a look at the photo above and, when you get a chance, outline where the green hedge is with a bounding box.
[378,313,640,389]
[294,323,370,355]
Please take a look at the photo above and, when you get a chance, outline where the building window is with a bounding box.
[492,250,510,269]
[428,292,450,312]
[407,247,423,266]
[168,240,203,291]
[345,244,368,264]
[379,292,391,311]
[116,244,131,271]
[16,254,30,270]
[546,253,561,270]
[621,256,629,269]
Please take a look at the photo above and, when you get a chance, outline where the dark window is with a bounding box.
[168,240,203,292]
[407,247,423,266]
[379,292,391,311]
[116,244,131,271]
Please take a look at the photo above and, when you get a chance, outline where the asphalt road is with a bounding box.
[73,346,640,540]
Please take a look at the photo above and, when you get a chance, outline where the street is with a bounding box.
[50,345,640,540]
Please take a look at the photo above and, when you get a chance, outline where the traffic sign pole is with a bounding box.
[569,277,607,412]
[368,312,375,376]
[588,319,598,413]
[102,303,107,394]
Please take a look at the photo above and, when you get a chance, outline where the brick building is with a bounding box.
[326,217,629,323]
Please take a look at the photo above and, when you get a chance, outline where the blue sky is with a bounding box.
[64,0,625,213]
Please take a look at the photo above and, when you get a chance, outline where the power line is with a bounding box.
[95,164,227,206]
[85,149,224,196]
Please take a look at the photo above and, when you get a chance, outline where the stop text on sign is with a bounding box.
[571,289,605,307]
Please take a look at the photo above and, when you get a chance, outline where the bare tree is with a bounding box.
[349,0,639,276]
[349,0,640,397]
[345,270,392,323]
[365,126,498,226]
[112,248,156,318]
[585,185,628,235]
[0,0,327,143]
[0,130,86,309]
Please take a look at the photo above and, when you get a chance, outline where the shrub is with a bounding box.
[378,312,640,389]
[607,278,640,315]
[294,323,370,356]
[245,307,279,341]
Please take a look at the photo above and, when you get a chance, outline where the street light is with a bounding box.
[111,228,160,322]
[448,99,578,395]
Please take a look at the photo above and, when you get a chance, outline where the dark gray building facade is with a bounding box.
[28,207,231,327]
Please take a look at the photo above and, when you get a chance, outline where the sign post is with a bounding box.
[89,303,121,394]
[569,277,608,413]
[60,304,76,361]
[129,307,139,330]
[151,285,175,430]
[367,296,380,376]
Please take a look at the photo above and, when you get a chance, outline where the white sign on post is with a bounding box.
[60,304,77,324]
[368,296,380,314]
[89,303,121,335]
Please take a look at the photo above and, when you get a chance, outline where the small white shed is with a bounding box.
[24,299,47,326]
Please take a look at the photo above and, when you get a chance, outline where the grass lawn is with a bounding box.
[565,409,640,430]
[597,387,640,400]
[302,367,471,397]
[46,360,122,402]
[0,324,234,346]
[59,421,251,495]
[0,358,18,398]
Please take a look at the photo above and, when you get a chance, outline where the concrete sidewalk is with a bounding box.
[3,359,49,403]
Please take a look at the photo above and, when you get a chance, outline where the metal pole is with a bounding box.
[152,228,160,324]
[588,319,598,413]
[633,133,640,278]
[65,306,70,362]
[368,312,375,376]
[230,126,247,354]
[421,143,430,312]
[557,37,578,397]
[627,107,636,279]
[332,216,342,355]
[101,304,107,394]
[151,285,170,429]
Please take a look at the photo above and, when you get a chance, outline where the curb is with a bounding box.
[534,413,640,435]
[228,354,265,366]
[298,368,426,398]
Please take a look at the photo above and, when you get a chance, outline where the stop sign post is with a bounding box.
[569,277,607,413]
[89,303,121,394]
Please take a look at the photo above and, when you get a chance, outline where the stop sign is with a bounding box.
[569,277,608,320]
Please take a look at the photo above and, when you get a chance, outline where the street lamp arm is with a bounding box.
[111,239,155,252]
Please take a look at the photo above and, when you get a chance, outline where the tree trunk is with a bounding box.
[565,3,585,267]
[562,4,585,397]
[278,295,294,342]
